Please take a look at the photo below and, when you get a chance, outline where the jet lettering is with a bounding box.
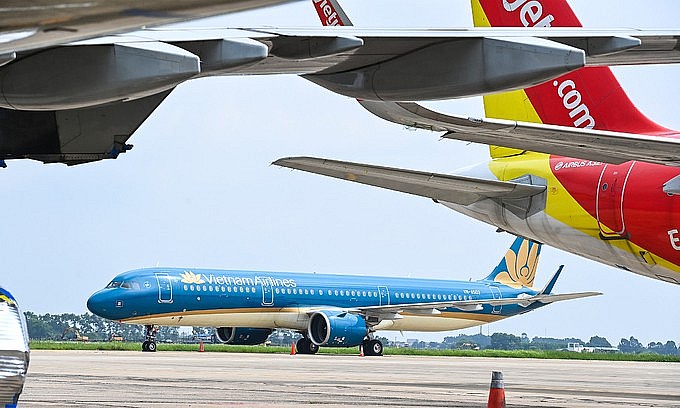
[502,0,554,27]
[313,0,340,26]
[553,79,596,129]
[667,229,680,250]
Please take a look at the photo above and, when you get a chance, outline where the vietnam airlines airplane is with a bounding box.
[2,2,680,166]
[274,0,680,286]
[87,237,598,355]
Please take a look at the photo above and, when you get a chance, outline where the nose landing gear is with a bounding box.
[142,324,158,352]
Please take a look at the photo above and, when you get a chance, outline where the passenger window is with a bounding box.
[304,289,309,295]
[362,291,366,297]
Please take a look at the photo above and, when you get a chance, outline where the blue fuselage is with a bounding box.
[88,268,543,332]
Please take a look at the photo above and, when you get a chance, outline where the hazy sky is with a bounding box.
[2,0,679,345]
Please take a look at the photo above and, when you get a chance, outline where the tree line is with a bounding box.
[24,311,680,355]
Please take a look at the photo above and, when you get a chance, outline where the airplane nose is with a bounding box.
[87,290,112,319]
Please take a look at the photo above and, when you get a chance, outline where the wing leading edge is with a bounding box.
[273,156,545,206]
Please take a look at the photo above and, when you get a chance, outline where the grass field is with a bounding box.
[29,341,680,362]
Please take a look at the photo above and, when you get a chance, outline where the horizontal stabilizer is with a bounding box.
[359,100,680,167]
[273,157,545,206]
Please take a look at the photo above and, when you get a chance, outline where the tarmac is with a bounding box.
[19,350,680,407]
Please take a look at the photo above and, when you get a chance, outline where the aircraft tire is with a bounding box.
[367,339,383,356]
[296,338,311,354]
[142,341,149,352]
[147,341,157,352]
[308,341,319,354]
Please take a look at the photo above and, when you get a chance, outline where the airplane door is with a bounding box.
[596,162,635,239]
[489,286,501,314]
[155,273,173,304]
[377,286,390,306]
[260,278,274,306]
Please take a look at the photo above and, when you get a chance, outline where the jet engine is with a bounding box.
[214,327,272,345]
[308,311,368,347]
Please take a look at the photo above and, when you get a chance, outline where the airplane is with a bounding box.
[0,285,30,406]
[3,3,680,166]
[86,236,599,355]
[273,0,680,286]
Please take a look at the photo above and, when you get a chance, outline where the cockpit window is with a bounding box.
[120,281,141,290]
[106,281,140,290]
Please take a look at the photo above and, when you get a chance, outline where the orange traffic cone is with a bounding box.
[487,371,506,408]
[290,342,296,355]
[198,340,205,352]
[359,344,365,357]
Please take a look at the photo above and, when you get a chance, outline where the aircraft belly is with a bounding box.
[375,315,504,332]
[442,200,680,284]
[124,309,308,330]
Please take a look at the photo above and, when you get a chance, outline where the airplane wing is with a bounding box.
[0,0,297,55]
[356,291,601,317]
[273,156,545,206]
[4,27,680,166]
[359,100,680,167]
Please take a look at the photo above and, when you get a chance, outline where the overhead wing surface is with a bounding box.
[0,0,298,55]
[359,100,680,167]
[273,156,545,206]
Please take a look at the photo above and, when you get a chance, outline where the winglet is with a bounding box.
[538,265,564,295]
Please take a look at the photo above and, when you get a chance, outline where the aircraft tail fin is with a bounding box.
[471,0,676,142]
[482,236,541,289]
[312,0,352,26]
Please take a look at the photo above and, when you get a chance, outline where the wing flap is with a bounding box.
[273,157,545,206]
[359,100,680,166]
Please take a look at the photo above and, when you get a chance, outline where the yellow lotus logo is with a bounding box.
[494,239,539,288]
[180,271,205,284]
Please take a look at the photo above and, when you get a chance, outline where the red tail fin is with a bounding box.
[473,0,675,136]
[312,0,352,27]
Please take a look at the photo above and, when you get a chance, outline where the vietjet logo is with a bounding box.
[502,0,555,27]
[553,79,596,129]
[313,0,342,26]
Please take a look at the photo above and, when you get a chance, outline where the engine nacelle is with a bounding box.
[305,37,584,101]
[308,311,368,347]
[214,327,272,345]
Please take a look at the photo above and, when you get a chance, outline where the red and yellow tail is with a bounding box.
[471,0,676,159]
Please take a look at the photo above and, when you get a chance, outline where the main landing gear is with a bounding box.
[361,338,383,356]
[142,324,158,352]
[296,337,319,354]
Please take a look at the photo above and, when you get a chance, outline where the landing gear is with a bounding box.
[296,337,319,354]
[361,339,383,356]
[142,325,158,352]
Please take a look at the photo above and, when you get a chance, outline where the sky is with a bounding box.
[2,0,680,346]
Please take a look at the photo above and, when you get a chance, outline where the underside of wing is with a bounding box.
[359,100,680,167]
[273,156,545,206]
